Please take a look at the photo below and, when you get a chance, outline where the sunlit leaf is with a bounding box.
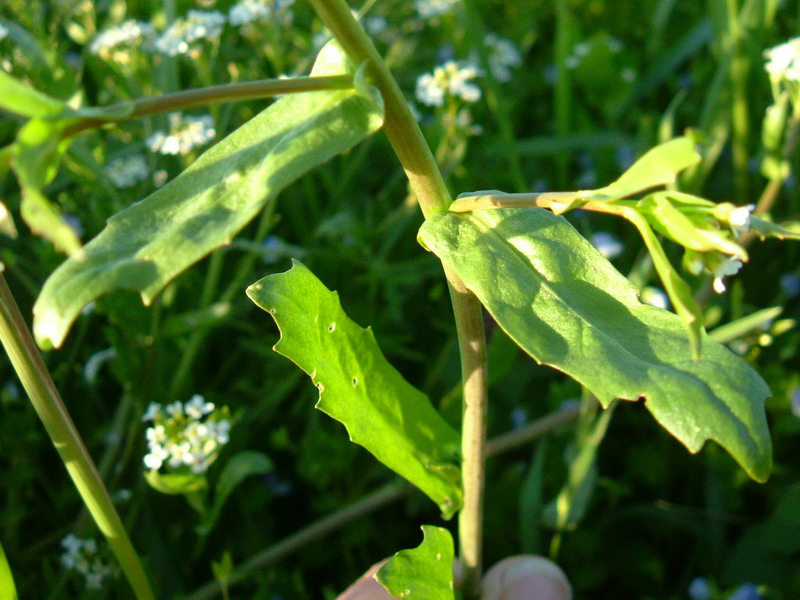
[419,208,772,482]
[749,216,800,241]
[637,192,746,259]
[708,307,783,344]
[588,136,701,201]
[33,42,384,349]
[0,70,65,118]
[144,469,208,495]
[376,526,455,600]
[0,539,17,600]
[247,261,462,518]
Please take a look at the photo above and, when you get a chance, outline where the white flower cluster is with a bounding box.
[142,395,231,474]
[154,10,226,56]
[414,0,459,18]
[484,34,522,82]
[229,0,295,26]
[60,534,115,591]
[764,37,800,83]
[89,20,154,61]
[229,0,271,26]
[146,112,216,155]
[105,155,149,188]
[415,61,482,107]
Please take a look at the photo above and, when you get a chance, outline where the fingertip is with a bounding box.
[481,555,572,600]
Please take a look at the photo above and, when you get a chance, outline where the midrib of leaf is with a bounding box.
[457,211,760,447]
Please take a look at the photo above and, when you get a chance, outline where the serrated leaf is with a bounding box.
[0,539,17,600]
[197,451,272,536]
[587,136,701,201]
[418,208,772,482]
[32,42,384,349]
[246,261,462,518]
[376,526,455,600]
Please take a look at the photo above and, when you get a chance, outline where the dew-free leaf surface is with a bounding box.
[376,526,455,600]
[418,207,772,482]
[33,42,383,349]
[247,261,462,518]
[0,539,17,600]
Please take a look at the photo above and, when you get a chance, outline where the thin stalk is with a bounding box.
[0,274,154,600]
[726,0,750,203]
[64,75,354,136]
[299,1,490,595]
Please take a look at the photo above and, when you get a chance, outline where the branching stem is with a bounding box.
[64,75,354,136]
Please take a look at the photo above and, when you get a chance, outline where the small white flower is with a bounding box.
[154,10,226,56]
[89,20,154,61]
[142,402,162,422]
[184,394,215,419]
[229,0,271,26]
[414,0,459,18]
[729,204,754,236]
[415,61,482,107]
[106,155,148,189]
[712,257,743,294]
[166,400,184,417]
[764,37,800,82]
[147,113,216,155]
[590,232,624,260]
[60,535,115,591]
[484,34,522,82]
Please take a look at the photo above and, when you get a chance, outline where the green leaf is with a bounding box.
[0,70,66,118]
[621,206,704,359]
[197,451,273,536]
[0,539,18,600]
[587,136,701,201]
[144,469,208,495]
[33,41,384,349]
[418,208,772,482]
[708,307,783,344]
[376,526,455,600]
[749,215,800,241]
[247,261,462,518]
[636,192,746,259]
[12,118,84,256]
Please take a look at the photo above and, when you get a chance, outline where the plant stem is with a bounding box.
[64,75,354,136]
[303,1,489,595]
[0,274,155,600]
[184,407,578,600]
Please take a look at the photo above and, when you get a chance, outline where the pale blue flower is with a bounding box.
[688,577,711,600]
[729,582,762,600]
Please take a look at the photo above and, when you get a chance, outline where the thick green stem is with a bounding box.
[304,1,489,595]
[0,274,154,600]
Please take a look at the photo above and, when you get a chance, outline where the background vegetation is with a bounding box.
[0,0,799,598]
